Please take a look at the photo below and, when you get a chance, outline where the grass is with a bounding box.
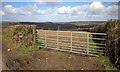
[2,27,40,53]
[14,38,42,53]
[89,39,98,54]
[14,46,39,53]
[3,27,119,70]
[93,56,118,70]
[2,27,16,48]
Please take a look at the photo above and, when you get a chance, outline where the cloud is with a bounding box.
[106,5,118,16]
[56,5,89,16]
[4,5,17,14]
[56,2,106,15]
[90,2,105,10]
[56,1,118,19]
[2,2,118,22]
[3,4,46,16]
[0,10,5,16]
[88,2,106,15]
[2,4,52,22]
[36,0,61,6]
[56,6,77,14]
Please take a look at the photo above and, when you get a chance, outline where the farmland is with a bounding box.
[2,21,106,32]
[37,30,106,56]
[1,21,118,70]
[1,24,105,70]
[1,0,119,70]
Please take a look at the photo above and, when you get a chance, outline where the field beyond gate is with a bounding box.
[37,30,106,56]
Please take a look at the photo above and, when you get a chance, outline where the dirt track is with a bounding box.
[2,46,104,70]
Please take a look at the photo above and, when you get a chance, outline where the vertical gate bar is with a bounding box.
[87,33,89,55]
[45,30,47,48]
[57,31,59,49]
[70,32,72,52]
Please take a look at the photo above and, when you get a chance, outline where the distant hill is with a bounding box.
[2,21,106,31]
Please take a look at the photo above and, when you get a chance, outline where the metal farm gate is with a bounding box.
[37,30,106,56]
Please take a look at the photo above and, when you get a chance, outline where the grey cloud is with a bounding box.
[36,0,61,6]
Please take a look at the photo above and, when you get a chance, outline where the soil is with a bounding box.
[2,45,104,70]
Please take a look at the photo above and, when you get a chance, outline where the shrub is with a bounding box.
[106,19,120,69]
[2,25,37,49]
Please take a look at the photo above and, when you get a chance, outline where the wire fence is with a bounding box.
[36,30,106,56]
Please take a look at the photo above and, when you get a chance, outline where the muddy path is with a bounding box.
[2,46,104,70]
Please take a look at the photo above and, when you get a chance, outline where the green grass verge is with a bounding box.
[93,56,118,70]
[89,36,118,70]
[15,46,39,53]
[89,39,98,53]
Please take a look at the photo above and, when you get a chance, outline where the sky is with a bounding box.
[0,0,119,22]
